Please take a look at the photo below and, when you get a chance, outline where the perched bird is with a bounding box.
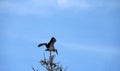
[38,37,58,54]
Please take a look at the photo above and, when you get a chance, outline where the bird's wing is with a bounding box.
[38,43,47,47]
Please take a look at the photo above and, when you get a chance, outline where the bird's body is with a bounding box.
[38,37,58,54]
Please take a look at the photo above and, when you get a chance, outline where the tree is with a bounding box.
[32,37,67,71]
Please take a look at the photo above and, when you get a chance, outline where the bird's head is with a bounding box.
[51,37,56,42]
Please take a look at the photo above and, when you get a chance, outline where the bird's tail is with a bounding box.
[38,43,47,47]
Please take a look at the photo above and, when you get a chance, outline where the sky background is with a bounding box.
[0,0,120,71]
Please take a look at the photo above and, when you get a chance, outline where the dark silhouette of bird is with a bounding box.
[38,37,58,54]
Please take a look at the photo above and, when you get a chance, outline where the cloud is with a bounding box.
[59,41,120,55]
[0,0,119,15]
[0,0,91,15]
[57,0,90,9]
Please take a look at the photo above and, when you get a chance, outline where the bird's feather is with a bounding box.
[48,37,56,48]
[38,43,47,47]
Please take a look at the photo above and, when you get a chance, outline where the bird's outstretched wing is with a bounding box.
[38,43,47,47]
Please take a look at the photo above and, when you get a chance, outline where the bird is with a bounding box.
[38,37,58,54]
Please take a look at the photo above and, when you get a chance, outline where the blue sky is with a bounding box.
[0,0,120,71]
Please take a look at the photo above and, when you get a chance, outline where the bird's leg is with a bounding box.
[49,51,53,71]
[50,51,51,57]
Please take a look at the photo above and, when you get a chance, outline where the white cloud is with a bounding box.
[59,41,120,55]
[0,0,119,15]
[57,0,90,9]
[0,0,91,15]
[57,0,67,7]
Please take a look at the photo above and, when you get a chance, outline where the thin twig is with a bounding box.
[32,67,35,71]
